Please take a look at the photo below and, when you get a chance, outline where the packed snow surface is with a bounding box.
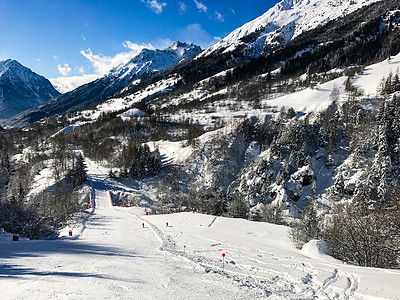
[1,160,399,299]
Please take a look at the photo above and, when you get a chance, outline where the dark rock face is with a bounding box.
[0,59,60,120]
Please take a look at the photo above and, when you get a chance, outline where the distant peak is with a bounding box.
[170,41,186,49]
[0,59,25,75]
[0,58,17,66]
[168,41,199,50]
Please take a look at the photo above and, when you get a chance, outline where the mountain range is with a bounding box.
[3,41,201,128]
[2,0,396,128]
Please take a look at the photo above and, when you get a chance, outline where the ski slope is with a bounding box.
[0,161,399,299]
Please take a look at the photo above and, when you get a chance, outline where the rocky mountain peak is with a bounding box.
[0,59,60,121]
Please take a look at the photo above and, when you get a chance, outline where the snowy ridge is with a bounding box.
[199,0,382,58]
[110,41,201,80]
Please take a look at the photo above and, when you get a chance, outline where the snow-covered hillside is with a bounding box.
[199,0,382,58]
[63,51,400,134]
[1,160,398,299]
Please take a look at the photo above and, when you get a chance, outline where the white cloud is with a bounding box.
[78,66,85,74]
[57,63,72,76]
[50,74,102,93]
[229,8,235,15]
[81,34,87,41]
[143,0,167,14]
[123,41,155,53]
[178,23,219,49]
[194,0,207,13]
[179,2,187,14]
[52,55,59,61]
[215,11,224,22]
[81,41,154,75]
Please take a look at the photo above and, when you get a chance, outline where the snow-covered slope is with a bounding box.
[1,159,399,299]
[0,59,60,121]
[199,0,382,58]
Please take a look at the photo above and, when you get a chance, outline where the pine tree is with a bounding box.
[392,73,400,92]
[68,154,87,187]
[296,143,306,168]
[384,72,393,95]
[330,172,345,201]
[369,101,394,204]
[119,143,162,179]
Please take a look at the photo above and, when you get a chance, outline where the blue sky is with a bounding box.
[0,0,279,79]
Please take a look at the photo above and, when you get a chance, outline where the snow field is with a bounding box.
[143,211,400,300]
[0,159,262,299]
[1,159,400,299]
[353,52,400,97]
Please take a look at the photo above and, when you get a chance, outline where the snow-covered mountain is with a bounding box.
[0,59,60,121]
[199,0,382,58]
[110,41,201,80]
[5,41,201,128]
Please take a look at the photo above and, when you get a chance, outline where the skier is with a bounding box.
[166,222,168,227]
[142,223,145,228]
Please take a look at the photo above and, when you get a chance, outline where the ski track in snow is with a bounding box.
[0,159,399,299]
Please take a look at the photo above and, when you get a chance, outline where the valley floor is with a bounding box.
[0,161,399,299]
